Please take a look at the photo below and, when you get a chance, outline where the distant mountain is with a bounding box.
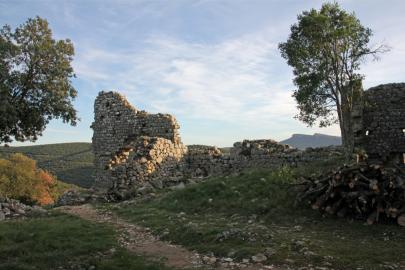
[280,133,341,149]
[0,142,94,188]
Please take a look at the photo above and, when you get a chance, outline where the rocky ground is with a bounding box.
[2,159,405,270]
[58,204,283,270]
[0,197,47,220]
[104,166,405,270]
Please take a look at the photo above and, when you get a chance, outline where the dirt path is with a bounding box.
[58,204,279,270]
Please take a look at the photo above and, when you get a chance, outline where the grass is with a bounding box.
[108,159,405,270]
[0,143,94,188]
[0,212,174,270]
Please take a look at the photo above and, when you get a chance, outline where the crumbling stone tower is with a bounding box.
[352,83,405,164]
[91,91,187,195]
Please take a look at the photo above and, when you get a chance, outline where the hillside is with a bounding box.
[3,155,405,269]
[106,160,405,270]
[280,133,341,149]
[0,143,94,188]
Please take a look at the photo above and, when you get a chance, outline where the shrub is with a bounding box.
[0,153,71,205]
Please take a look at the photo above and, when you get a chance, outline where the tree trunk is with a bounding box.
[341,104,354,161]
[336,95,353,161]
[339,80,362,161]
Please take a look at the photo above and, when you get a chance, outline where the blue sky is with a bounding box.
[1,0,404,147]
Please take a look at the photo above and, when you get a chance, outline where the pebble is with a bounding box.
[251,253,267,263]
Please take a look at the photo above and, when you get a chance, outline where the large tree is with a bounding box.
[279,3,387,157]
[0,16,78,144]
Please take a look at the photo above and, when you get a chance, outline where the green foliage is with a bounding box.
[0,213,173,270]
[0,153,74,205]
[0,16,77,144]
[154,168,296,216]
[0,153,38,203]
[110,162,405,269]
[94,249,174,270]
[0,143,94,188]
[269,165,296,184]
[279,3,385,129]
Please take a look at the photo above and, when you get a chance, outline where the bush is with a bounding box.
[0,153,72,205]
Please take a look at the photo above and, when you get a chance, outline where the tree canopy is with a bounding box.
[279,3,387,153]
[0,16,78,144]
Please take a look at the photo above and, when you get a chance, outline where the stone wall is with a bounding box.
[92,91,343,198]
[184,141,342,179]
[107,136,187,199]
[186,145,229,177]
[91,91,185,189]
[352,83,405,163]
[230,140,342,172]
[230,139,297,169]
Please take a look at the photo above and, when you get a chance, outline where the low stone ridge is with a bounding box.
[186,145,226,177]
[0,197,47,221]
[55,189,97,206]
[230,139,296,169]
[92,91,343,200]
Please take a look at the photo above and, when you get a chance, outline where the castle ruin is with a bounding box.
[91,91,342,198]
[352,83,405,164]
[91,91,187,193]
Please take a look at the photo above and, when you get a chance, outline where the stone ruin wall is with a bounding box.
[91,91,186,191]
[231,140,298,169]
[107,136,187,199]
[352,83,405,163]
[186,145,228,177]
[186,140,342,180]
[92,91,343,198]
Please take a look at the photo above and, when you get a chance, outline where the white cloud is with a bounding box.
[75,31,299,124]
[4,0,404,146]
[72,29,348,144]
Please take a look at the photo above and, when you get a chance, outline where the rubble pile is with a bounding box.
[0,197,47,220]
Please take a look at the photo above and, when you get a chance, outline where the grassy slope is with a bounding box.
[110,160,405,270]
[0,143,94,188]
[0,212,173,270]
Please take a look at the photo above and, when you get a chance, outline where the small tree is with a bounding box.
[0,16,78,144]
[279,3,387,157]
